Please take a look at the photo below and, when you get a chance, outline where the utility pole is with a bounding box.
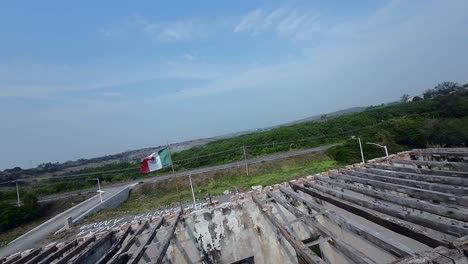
[16,181,21,207]
[351,136,365,164]
[358,137,365,164]
[167,143,183,212]
[242,146,249,176]
[189,173,197,211]
[97,178,103,203]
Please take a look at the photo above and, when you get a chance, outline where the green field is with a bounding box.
[84,152,340,222]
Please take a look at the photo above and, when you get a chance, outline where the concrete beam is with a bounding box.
[358,167,468,187]
[263,191,377,264]
[251,195,327,264]
[154,212,181,264]
[55,235,96,264]
[316,176,468,223]
[302,180,468,237]
[107,220,150,264]
[127,217,164,264]
[71,231,115,264]
[9,248,41,264]
[415,148,468,153]
[24,244,57,264]
[391,160,468,172]
[38,240,77,264]
[96,226,131,264]
[367,163,468,177]
[305,237,330,247]
[329,172,468,207]
[277,187,415,258]
[341,169,468,196]
[289,181,451,248]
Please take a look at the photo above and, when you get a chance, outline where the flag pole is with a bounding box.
[167,142,183,212]
[189,173,197,211]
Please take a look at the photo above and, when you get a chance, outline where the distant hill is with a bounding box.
[280,106,367,126]
[1,105,369,181]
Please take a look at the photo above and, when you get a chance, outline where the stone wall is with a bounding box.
[72,186,130,224]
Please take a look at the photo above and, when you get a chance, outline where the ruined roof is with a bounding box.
[2,148,468,264]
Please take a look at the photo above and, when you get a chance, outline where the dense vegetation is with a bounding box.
[0,81,467,235]
[2,82,468,197]
[0,192,39,232]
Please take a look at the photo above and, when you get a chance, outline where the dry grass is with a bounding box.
[84,151,341,222]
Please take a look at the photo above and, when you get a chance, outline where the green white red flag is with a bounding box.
[140,148,172,174]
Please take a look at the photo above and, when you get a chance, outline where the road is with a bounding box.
[1,143,339,257]
[38,143,340,202]
[0,185,126,258]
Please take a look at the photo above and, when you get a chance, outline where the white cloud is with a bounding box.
[103,15,228,42]
[0,61,229,99]
[233,9,264,33]
[234,7,320,38]
[182,52,196,61]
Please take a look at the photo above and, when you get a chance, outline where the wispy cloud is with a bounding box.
[182,52,197,61]
[103,15,227,42]
[234,8,320,38]
[0,61,229,99]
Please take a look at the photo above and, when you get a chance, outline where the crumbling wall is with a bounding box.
[166,200,299,264]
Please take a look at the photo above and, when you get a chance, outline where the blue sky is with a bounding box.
[1,0,468,169]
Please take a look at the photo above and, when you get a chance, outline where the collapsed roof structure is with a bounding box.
[2,148,468,264]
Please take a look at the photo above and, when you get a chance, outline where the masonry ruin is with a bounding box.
[2,148,468,264]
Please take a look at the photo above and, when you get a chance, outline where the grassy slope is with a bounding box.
[84,151,339,222]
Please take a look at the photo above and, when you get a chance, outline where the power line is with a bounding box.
[0,180,18,185]
[0,114,419,186]
[173,147,241,163]
[0,127,370,185]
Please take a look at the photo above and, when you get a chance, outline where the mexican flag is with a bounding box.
[140,148,172,174]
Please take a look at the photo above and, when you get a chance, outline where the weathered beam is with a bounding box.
[264,191,377,264]
[305,237,330,247]
[392,159,468,172]
[302,180,468,237]
[10,248,41,264]
[72,231,115,264]
[251,194,327,264]
[358,167,468,187]
[128,217,165,264]
[278,186,415,258]
[55,235,96,264]
[315,176,468,223]
[289,181,451,248]
[107,220,150,264]
[24,244,57,264]
[3,254,21,264]
[416,148,468,153]
[410,148,468,159]
[96,226,131,264]
[38,240,77,264]
[341,169,468,195]
[329,172,468,207]
[155,212,182,264]
[367,163,468,177]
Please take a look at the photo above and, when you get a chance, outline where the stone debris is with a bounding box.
[251,185,263,191]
